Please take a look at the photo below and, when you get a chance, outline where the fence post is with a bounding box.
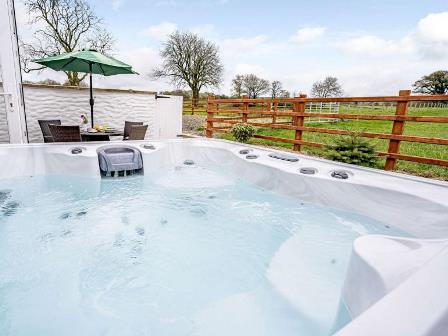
[206,96,214,138]
[266,102,272,122]
[292,94,307,151]
[272,102,277,123]
[384,89,411,170]
[242,95,249,123]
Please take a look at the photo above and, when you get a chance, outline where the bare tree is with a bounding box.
[311,76,343,98]
[37,78,61,85]
[21,0,114,86]
[241,74,270,98]
[232,75,244,98]
[271,80,283,98]
[152,31,223,108]
[279,89,290,98]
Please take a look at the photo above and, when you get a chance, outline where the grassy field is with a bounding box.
[184,100,448,180]
[183,100,207,115]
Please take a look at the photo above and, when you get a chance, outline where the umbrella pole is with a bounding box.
[89,63,94,128]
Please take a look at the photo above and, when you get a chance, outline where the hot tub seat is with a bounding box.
[97,146,143,174]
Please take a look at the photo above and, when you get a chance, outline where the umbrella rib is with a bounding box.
[59,57,78,70]
[61,57,93,74]
[99,64,107,76]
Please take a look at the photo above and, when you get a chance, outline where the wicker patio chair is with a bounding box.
[123,121,143,140]
[38,119,61,143]
[128,125,148,140]
[49,125,82,142]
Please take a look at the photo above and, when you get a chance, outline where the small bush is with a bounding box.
[231,123,256,143]
[324,132,378,167]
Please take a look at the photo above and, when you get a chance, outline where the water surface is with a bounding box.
[0,164,407,335]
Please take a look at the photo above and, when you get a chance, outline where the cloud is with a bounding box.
[141,22,177,40]
[411,12,448,59]
[337,35,402,56]
[291,27,326,43]
[333,61,441,96]
[95,47,166,90]
[338,12,448,59]
[231,63,269,77]
[220,63,270,93]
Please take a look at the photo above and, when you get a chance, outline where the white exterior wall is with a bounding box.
[0,84,183,143]
[0,0,27,144]
[23,84,158,142]
[0,95,10,143]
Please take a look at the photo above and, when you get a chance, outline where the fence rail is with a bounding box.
[205,90,448,170]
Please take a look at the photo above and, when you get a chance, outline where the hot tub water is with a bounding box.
[0,163,407,336]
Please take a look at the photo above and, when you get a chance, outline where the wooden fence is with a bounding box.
[184,98,207,115]
[205,90,448,170]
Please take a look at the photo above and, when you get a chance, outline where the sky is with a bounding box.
[16,0,448,96]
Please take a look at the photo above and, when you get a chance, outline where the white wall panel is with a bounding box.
[0,84,183,143]
[23,85,157,142]
[0,94,11,143]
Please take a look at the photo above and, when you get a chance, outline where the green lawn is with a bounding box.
[184,100,448,180]
[183,100,207,115]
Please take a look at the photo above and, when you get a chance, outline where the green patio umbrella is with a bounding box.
[33,49,138,127]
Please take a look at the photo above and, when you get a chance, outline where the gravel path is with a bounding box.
[182,115,207,136]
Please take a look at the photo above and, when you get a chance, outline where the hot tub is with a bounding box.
[0,139,446,336]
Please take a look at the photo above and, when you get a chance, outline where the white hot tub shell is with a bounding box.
[0,138,446,336]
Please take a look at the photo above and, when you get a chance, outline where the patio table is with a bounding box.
[81,130,123,142]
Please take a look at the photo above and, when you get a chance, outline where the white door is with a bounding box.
[154,95,183,139]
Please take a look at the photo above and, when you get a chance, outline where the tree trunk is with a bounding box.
[192,89,200,115]
[66,71,82,86]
